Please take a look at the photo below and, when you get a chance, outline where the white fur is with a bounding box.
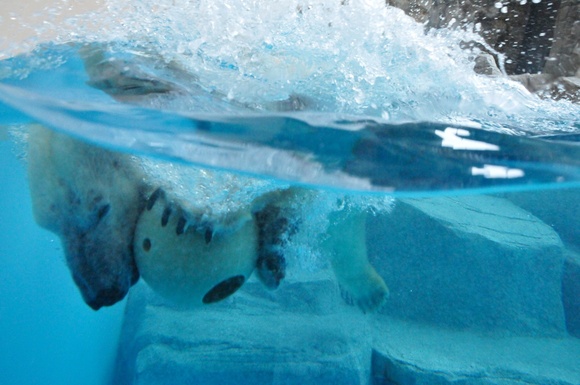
[134,192,258,307]
[323,208,389,313]
[27,125,145,309]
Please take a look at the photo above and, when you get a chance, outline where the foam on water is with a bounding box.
[3,0,579,132]
[86,0,578,129]
[8,0,574,125]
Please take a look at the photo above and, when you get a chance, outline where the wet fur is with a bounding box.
[27,125,146,309]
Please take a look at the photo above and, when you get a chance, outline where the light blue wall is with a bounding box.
[0,138,125,385]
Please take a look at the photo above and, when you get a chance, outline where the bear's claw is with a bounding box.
[145,188,214,241]
[96,203,111,222]
[147,188,165,210]
[176,215,187,235]
[161,206,172,227]
[204,227,213,244]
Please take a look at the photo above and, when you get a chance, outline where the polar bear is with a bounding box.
[76,43,390,311]
[27,124,388,312]
[26,124,293,309]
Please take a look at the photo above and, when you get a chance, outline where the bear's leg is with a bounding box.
[323,207,389,313]
[254,204,291,289]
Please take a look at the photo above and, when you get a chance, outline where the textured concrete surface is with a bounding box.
[368,195,567,336]
[113,194,579,385]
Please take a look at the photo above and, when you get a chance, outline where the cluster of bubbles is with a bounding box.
[97,0,485,116]
[4,0,578,132]
[138,155,393,274]
[87,0,575,132]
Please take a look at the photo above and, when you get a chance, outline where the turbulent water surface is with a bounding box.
[1,0,579,196]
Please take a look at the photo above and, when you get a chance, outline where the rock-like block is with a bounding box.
[367,195,566,336]
[372,317,580,385]
[113,279,371,385]
[563,249,580,338]
[501,188,580,250]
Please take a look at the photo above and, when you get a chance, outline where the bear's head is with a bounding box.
[59,189,142,310]
[27,125,146,310]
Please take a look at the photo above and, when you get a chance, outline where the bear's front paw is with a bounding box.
[352,283,389,314]
[256,248,286,289]
[253,203,295,290]
[339,271,389,314]
[135,187,259,307]
[146,188,214,242]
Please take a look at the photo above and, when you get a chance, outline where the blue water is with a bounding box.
[0,1,579,384]
[0,139,125,385]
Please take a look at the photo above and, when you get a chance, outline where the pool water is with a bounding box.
[0,1,579,384]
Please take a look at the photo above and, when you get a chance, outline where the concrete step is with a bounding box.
[113,280,371,385]
[372,316,580,385]
[114,282,580,385]
[368,195,567,336]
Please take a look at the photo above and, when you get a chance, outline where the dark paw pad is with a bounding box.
[202,275,245,304]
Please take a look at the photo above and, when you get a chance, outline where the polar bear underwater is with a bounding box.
[24,47,390,312]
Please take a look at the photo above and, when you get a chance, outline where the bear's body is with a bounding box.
[130,184,389,312]
[26,125,292,309]
[26,125,388,312]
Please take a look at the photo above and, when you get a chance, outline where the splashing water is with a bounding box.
[5,0,574,125]
[88,0,576,126]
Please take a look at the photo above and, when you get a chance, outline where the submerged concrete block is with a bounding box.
[113,279,371,385]
[371,317,580,385]
[501,188,580,250]
[113,193,576,384]
[114,283,580,385]
[367,195,567,336]
[563,249,580,338]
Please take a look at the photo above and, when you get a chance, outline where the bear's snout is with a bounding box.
[63,220,141,310]
[86,285,127,310]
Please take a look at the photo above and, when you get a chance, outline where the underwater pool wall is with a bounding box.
[111,189,580,385]
[0,139,125,385]
[0,131,579,385]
